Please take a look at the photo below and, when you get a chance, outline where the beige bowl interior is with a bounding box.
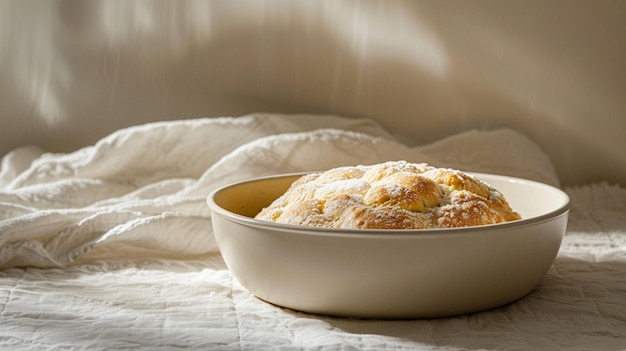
[213,174,301,218]
[209,172,570,319]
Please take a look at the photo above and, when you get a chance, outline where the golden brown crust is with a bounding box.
[255,161,521,229]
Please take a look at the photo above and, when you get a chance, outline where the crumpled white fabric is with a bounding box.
[0,113,558,268]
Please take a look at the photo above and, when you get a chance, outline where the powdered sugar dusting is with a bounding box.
[255,161,521,229]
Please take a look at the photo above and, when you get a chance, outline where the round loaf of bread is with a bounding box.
[255,161,521,229]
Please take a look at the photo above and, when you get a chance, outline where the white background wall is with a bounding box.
[1,0,625,186]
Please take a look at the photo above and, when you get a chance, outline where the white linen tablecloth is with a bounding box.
[1,113,624,350]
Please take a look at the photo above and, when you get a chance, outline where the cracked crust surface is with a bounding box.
[255,161,521,229]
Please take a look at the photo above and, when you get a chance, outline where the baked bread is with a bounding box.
[255,161,521,229]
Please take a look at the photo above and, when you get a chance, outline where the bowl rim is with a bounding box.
[207,171,571,238]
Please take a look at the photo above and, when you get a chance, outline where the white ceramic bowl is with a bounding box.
[208,172,570,319]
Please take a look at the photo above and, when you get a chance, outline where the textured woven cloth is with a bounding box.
[1,113,624,350]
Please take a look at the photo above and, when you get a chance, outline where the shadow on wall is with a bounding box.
[0,0,624,186]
